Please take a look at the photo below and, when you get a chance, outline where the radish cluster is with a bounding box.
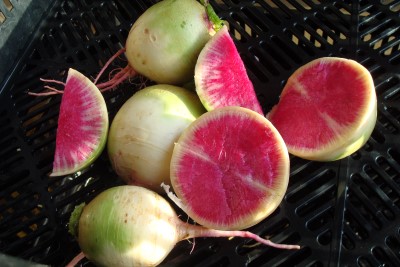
[32,0,378,266]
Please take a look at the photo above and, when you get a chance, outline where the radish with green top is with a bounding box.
[95,0,224,91]
[167,106,290,230]
[67,185,300,267]
[30,68,109,176]
[107,84,206,192]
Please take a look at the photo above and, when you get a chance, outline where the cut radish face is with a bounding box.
[194,25,263,115]
[51,68,108,176]
[169,106,289,230]
[267,57,377,161]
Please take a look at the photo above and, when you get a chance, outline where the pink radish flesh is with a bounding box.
[170,107,290,230]
[51,69,108,176]
[195,25,263,114]
[267,57,377,161]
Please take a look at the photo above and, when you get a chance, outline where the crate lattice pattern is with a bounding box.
[0,0,399,266]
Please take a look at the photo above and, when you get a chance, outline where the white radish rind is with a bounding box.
[70,185,300,267]
[107,84,206,193]
[125,0,215,85]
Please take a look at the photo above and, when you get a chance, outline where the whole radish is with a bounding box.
[107,84,206,193]
[95,0,224,91]
[67,185,300,267]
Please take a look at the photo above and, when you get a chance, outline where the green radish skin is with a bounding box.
[51,68,108,176]
[69,185,300,267]
[107,84,206,193]
[267,57,377,161]
[125,0,216,85]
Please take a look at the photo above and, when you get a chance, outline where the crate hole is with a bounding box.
[317,229,332,245]
[387,106,400,122]
[344,210,369,240]
[271,36,302,64]
[3,0,13,11]
[306,206,333,231]
[386,235,400,259]
[389,1,400,12]
[376,156,399,178]
[76,50,87,61]
[380,0,395,4]
[61,23,78,48]
[249,46,280,76]
[370,128,386,144]
[295,185,335,217]
[241,54,269,83]
[372,246,394,266]
[388,149,400,183]
[0,11,5,24]
[377,109,398,134]
[260,39,291,70]
[354,170,395,222]
[383,36,397,56]
[285,28,316,56]
[287,169,336,204]
[358,256,373,267]
[342,233,355,250]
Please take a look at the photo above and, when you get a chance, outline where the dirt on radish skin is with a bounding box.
[95,0,224,91]
[107,84,206,193]
[194,25,263,114]
[67,185,300,267]
[169,106,290,231]
[32,68,109,177]
[267,57,377,161]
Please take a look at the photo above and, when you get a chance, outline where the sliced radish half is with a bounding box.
[169,106,289,230]
[51,68,108,176]
[195,25,263,115]
[267,57,377,161]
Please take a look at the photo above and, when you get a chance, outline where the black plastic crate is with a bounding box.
[0,0,399,266]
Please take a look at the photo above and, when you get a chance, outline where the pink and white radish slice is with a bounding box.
[30,68,108,176]
[267,57,377,161]
[167,106,290,231]
[194,25,263,114]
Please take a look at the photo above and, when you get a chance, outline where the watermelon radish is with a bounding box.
[267,57,377,161]
[107,84,205,192]
[95,0,224,91]
[194,25,263,114]
[67,185,300,267]
[50,68,108,176]
[168,106,289,230]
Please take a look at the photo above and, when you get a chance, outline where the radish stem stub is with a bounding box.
[69,186,300,267]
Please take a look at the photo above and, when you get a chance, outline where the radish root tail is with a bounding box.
[66,252,86,267]
[183,223,301,251]
[28,79,65,96]
[161,183,186,211]
[94,48,137,92]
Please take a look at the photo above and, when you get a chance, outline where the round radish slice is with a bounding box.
[51,68,108,176]
[194,25,263,115]
[169,106,289,230]
[267,57,377,161]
